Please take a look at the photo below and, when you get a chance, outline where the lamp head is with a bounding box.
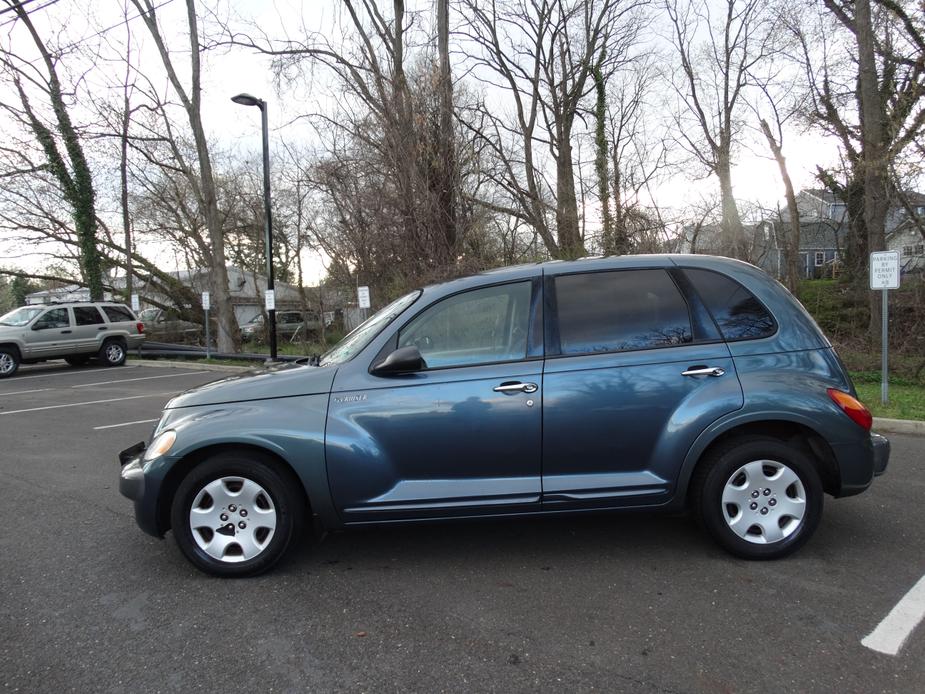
[231,93,262,107]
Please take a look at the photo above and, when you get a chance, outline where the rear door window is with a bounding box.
[74,306,105,325]
[682,269,776,340]
[553,270,693,354]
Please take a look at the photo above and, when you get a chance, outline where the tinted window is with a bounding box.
[35,308,69,329]
[398,282,532,368]
[103,305,136,323]
[554,270,692,354]
[683,268,775,340]
[74,306,105,325]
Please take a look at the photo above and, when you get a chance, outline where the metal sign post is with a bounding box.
[869,251,900,405]
[202,291,211,360]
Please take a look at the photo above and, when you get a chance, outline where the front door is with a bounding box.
[326,280,544,522]
[22,307,73,357]
[541,268,744,509]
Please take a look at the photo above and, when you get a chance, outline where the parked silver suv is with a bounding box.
[0,302,145,377]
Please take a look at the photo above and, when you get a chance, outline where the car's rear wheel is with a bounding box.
[0,347,19,378]
[170,453,305,577]
[98,338,126,366]
[65,355,90,367]
[692,436,823,559]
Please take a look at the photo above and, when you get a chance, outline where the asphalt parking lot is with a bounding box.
[1,361,923,693]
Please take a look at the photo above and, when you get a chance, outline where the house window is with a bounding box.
[903,245,914,256]
[916,244,924,256]
[814,251,825,266]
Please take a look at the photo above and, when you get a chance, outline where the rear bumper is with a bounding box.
[831,431,889,497]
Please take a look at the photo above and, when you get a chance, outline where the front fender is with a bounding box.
[144,393,340,531]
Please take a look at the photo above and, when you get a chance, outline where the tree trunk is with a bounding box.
[759,118,801,296]
[856,0,889,342]
[593,55,614,254]
[716,153,745,260]
[555,131,584,259]
[436,0,457,260]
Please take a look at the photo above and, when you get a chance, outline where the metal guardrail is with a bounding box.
[136,341,308,363]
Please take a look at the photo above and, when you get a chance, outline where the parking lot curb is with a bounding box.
[873,417,925,436]
[128,358,253,374]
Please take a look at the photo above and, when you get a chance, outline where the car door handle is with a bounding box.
[681,366,725,377]
[493,382,538,393]
[60,330,72,334]
[98,326,107,330]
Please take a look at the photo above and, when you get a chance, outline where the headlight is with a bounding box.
[144,430,177,461]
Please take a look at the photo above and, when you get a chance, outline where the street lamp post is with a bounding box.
[231,93,277,361]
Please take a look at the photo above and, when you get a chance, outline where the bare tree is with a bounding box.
[664,0,776,260]
[459,0,644,260]
[0,0,104,299]
[131,0,238,351]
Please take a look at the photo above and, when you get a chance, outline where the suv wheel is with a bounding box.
[692,436,823,559]
[170,453,305,577]
[0,347,19,378]
[99,338,126,366]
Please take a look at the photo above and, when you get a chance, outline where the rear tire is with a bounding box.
[0,347,19,378]
[170,453,305,577]
[98,338,126,366]
[691,436,823,559]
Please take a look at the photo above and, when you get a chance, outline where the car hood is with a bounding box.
[166,362,336,409]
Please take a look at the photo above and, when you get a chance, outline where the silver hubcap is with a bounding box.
[721,460,806,544]
[106,343,124,363]
[0,353,14,374]
[189,477,277,563]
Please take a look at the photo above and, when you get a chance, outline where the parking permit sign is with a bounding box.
[265,289,275,311]
[357,286,371,309]
[870,251,900,289]
[201,291,210,310]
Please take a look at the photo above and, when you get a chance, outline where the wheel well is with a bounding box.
[688,421,840,498]
[156,443,311,534]
[0,343,21,358]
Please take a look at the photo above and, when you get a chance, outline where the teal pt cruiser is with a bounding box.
[120,255,889,576]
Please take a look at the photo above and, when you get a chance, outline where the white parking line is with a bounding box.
[93,418,160,430]
[1,388,52,396]
[862,574,925,656]
[0,392,174,416]
[72,372,204,388]
[6,366,137,382]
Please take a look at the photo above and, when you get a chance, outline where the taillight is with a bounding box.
[137,322,145,334]
[827,388,873,430]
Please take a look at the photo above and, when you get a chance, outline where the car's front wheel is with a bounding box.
[170,453,305,577]
[692,436,823,559]
[0,346,20,378]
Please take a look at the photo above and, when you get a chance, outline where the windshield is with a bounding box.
[320,290,421,366]
[0,306,44,327]
[138,308,159,322]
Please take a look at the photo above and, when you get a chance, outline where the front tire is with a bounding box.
[692,436,823,559]
[98,338,126,366]
[170,453,305,577]
[0,347,19,378]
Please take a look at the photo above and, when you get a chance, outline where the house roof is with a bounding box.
[802,188,925,207]
[770,218,846,250]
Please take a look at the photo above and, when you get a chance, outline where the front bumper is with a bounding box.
[118,441,162,537]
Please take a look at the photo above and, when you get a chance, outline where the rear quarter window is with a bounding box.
[682,269,776,340]
[102,305,136,323]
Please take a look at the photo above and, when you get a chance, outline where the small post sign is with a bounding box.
[357,285,371,309]
[130,294,140,312]
[264,289,275,311]
[870,251,900,405]
[202,291,211,359]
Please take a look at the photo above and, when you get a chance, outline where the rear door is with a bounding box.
[541,267,744,509]
[71,305,107,353]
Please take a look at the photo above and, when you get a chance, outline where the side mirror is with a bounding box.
[371,345,426,375]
